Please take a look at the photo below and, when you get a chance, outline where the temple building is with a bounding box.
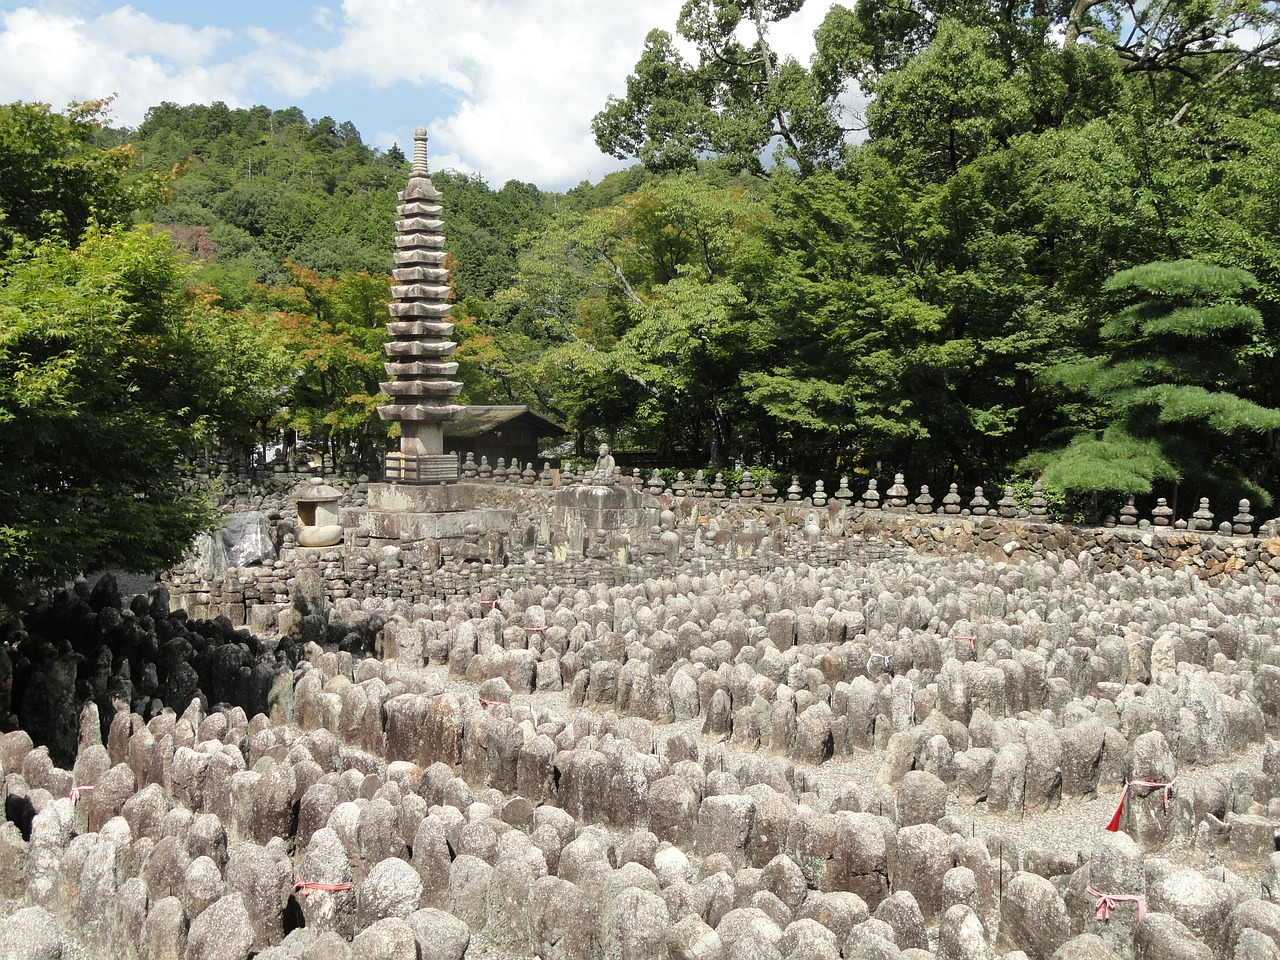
[444,405,568,468]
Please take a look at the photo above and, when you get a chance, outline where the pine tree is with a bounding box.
[1028,260,1280,505]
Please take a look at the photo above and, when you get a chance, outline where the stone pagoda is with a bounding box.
[378,127,463,483]
[344,126,513,555]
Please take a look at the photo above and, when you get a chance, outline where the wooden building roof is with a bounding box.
[442,405,567,439]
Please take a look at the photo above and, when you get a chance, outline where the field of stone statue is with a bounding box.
[2,547,1280,960]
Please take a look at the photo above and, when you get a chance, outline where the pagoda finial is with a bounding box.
[411,127,429,177]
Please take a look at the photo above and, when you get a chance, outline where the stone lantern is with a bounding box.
[294,477,344,547]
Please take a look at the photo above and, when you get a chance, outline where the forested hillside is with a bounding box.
[118,101,558,468]
[5,0,1280,602]
[124,102,554,304]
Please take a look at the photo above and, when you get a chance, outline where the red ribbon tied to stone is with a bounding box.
[1087,886,1147,923]
[294,878,353,894]
[1105,778,1176,832]
[68,785,95,803]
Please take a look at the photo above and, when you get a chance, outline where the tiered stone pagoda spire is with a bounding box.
[378,127,464,483]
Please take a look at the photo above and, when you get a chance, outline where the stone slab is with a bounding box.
[344,506,514,543]
[365,482,498,513]
[549,484,659,539]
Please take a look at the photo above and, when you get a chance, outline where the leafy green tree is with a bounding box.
[464,201,654,445]
[864,19,1029,181]
[578,0,1280,492]
[822,0,1278,103]
[743,147,1063,480]
[594,0,850,176]
[473,173,770,459]
[0,100,162,254]
[599,0,1279,180]
[433,172,555,301]
[1026,260,1280,504]
[249,265,393,471]
[0,227,287,604]
[1071,0,1280,98]
[609,175,773,459]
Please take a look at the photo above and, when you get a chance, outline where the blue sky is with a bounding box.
[0,0,836,191]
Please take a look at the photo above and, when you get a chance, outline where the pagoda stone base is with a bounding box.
[384,452,460,484]
[344,482,513,545]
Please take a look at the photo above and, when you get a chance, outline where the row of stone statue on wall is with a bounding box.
[454,451,1263,537]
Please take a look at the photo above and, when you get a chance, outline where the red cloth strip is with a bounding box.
[522,626,547,634]
[479,697,510,708]
[69,785,95,803]
[1087,886,1146,923]
[294,878,353,894]
[1105,779,1175,832]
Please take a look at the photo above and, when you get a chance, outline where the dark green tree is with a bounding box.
[470,173,771,459]
[1026,260,1280,504]
[0,227,289,604]
[863,19,1029,181]
[593,0,851,177]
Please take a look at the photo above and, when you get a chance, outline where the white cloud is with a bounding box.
[0,1,839,187]
[770,2,834,61]
[305,0,670,186]
[327,0,840,188]
[243,26,329,99]
[93,5,232,61]
[311,4,338,33]
[0,5,249,123]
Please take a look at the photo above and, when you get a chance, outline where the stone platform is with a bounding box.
[342,482,514,544]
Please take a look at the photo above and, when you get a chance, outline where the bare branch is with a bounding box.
[595,248,644,306]
[1063,0,1107,46]
[1169,34,1280,124]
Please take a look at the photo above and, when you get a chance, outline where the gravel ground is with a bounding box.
[81,567,162,600]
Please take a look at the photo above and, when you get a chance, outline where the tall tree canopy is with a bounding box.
[460,171,773,460]
[0,225,289,604]
[597,0,1280,179]
[566,0,1280,502]
[593,0,853,177]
